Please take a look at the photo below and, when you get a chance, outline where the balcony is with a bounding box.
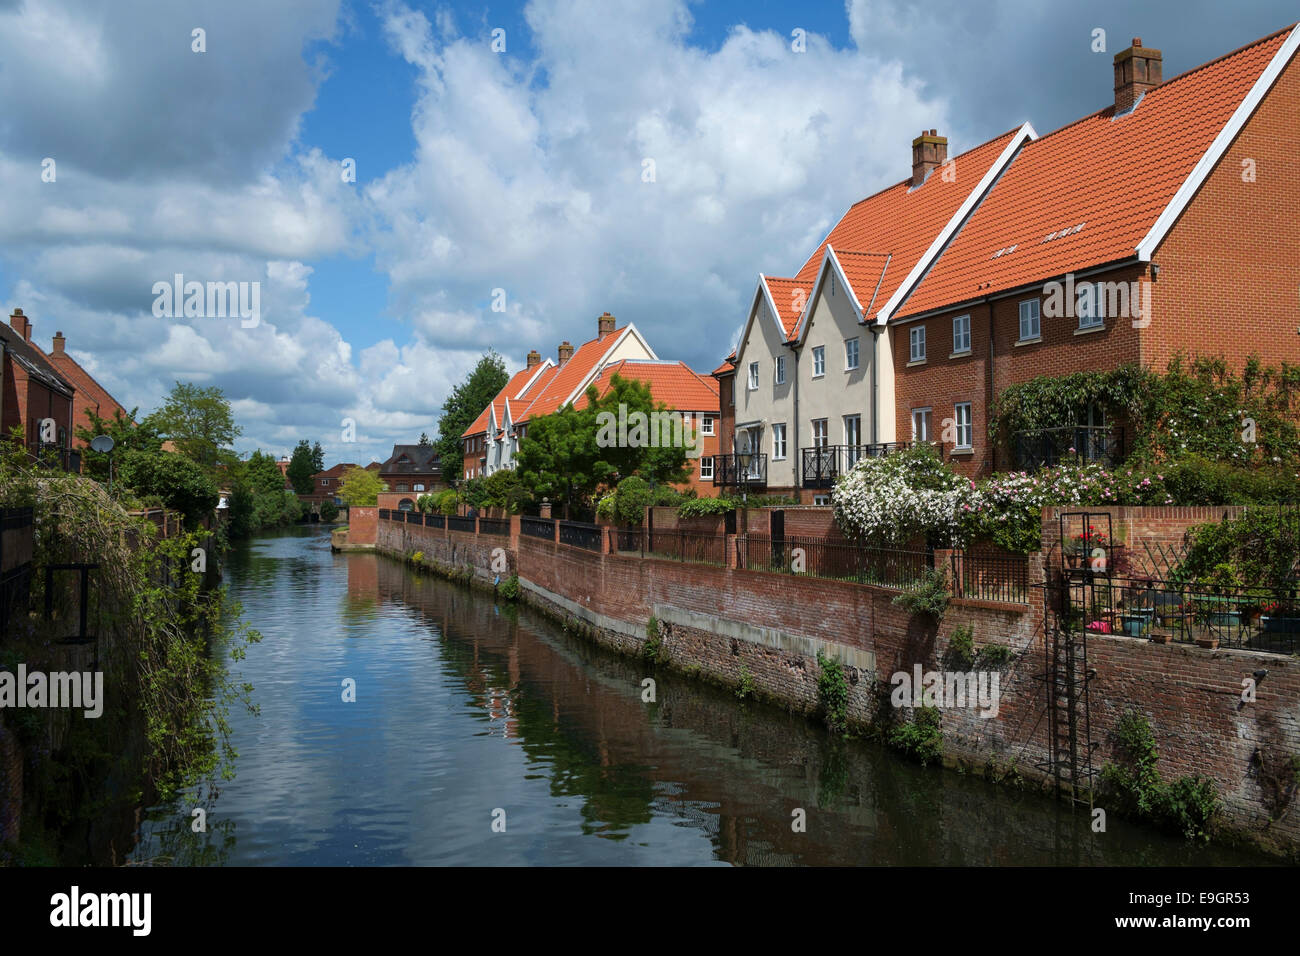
[1013,426,1124,471]
[711,452,767,489]
[800,441,942,488]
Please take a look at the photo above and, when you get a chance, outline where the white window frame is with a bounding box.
[1077,282,1105,329]
[845,337,860,371]
[772,423,787,460]
[952,314,971,354]
[912,407,932,442]
[909,326,926,362]
[811,418,829,448]
[700,456,714,480]
[955,402,973,450]
[813,494,830,506]
[1019,299,1041,341]
[701,414,715,436]
[748,361,759,390]
[812,345,825,377]
[775,355,786,385]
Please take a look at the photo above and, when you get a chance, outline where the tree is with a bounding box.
[76,406,162,484]
[418,432,431,446]
[143,382,241,475]
[118,448,219,527]
[589,374,691,487]
[310,441,325,473]
[436,351,509,481]
[319,500,340,522]
[515,401,611,518]
[338,466,385,507]
[481,468,531,514]
[287,440,316,495]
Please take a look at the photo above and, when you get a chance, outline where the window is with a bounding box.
[701,414,715,436]
[700,456,714,480]
[414,483,425,492]
[912,407,931,442]
[843,415,862,466]
[320,478,330,486]
[909,326,926,362]
[952,314,971,354]
[1019,299,1040,341]
[1077,282,1105,329]
[396,483,409,492]
[813,494,830,506]
[812,418,829,447]
[954,403,973,450]
[748,361,759,390]
[775,355,786,385]
[845,337,860,370]
[812,346,825,377]
[772,423,787,460]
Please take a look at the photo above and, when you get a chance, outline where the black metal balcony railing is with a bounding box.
[1013,426,1125,471]
[711,453,768,489]
[800,441,943,488]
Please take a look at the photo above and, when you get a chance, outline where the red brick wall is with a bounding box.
[2,356,74,449]
[1041,504,1247,578]
[347,507,377,545]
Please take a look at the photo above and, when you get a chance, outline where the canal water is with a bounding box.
[130,526,1268,866]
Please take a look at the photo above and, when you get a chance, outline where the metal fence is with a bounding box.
[1057,575,1300,655]
[378,508,391,521]
[447,515,476,533]
[520,516,556,540]
[478,516,510,536]
[1013,426,1125,471]
[558,520,603,551]
[611,527,728,566]
[0,507,33,639]
[737,534,934,591]
[954,550,1030,604]
[424,513,446,529]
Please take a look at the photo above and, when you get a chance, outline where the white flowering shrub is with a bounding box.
[832,446,968,548]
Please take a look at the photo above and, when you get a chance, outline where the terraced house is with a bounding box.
[715,23,1300,494]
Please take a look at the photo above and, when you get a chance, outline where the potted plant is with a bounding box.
[1260,600,1300,633]
[1069,525,1109,573]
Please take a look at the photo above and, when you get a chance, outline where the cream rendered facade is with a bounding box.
[730,279,796,489]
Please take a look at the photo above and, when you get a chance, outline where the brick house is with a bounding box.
[1,309,77,465]
[33,324,130,449]
[303,462,357,506]
[379,444,444,506]
[889,27,1300,476]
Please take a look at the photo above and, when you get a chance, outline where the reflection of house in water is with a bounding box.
[346,553,380,603]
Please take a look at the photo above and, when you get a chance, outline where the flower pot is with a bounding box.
[1119,610,1154,637]
[1150,632,1173,645]
[1206,610,1241,628]
[1261,615,1300,634]
[1195,635,1220,649]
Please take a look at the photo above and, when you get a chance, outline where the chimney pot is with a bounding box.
[557,341,574,365]
[1114,37,1161,113]
[52,331,66,355]
[9,308,31,341]
[597,312,616,340]
[526,349,541,369]
[911,130,948,188]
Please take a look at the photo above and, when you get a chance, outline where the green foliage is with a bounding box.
[888,707,943,765]
[677,496,736,519]
[497,573,520,601]
[589,374,692,487]
[892,568,951,620]
[642,615,667,663]
[816,651,849,734]
[319,499,340,522]
[480,468,530,513]
[944,624,975,670]
[286,439,318,495]
[436,350,509,482]
[1159,455,1300,505]
[436,489,459,515]
[142,381,241,475]
[338,466,385,507]
[978,643,1014,666]
[611,476,654,526]
[1176,507,1300,591]
[117,448,219,527]
[75,406,161,482]
[736,664,755,700]
[1099,710,1220,842]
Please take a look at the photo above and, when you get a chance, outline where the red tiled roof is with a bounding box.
[577,360,720,412]
[779,128,1023,329]
[462,362,549,439]
[517,330,629,420]
[314,463,357,480]
[711,359,734,376]
[898,27,1294,317]
[761,276,805,338]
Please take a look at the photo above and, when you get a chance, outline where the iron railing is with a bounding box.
[801,441,944,488]
[27,441,80,473]
[0,507,33,639]
[379,508,391,521]
[737,534,934,590]
[447,515,476,533]
[953,550,1030,604]
[424,513,446,529]
[611,527,728,566]
[478,516,510,536]
[520,516,555,540]
[1013,426,1124,471]
[1057,575,1300,655]
[711,453,768,488]
[558,520,603,551]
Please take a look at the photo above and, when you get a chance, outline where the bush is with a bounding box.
[319,500,340,522]
[117,448,219,527]
[436,489,459,516]
[833,444,966,547]
[888,707,943,765]
[816,652,849,734]
[944,624,975,670]
[678,496,736,519]
[892,567,951,620]
[497,573,520,600]
[1176,507,1300,591]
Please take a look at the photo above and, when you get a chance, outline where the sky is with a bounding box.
[0,0,1295,466]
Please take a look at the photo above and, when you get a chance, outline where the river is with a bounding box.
[129,525,1268,866]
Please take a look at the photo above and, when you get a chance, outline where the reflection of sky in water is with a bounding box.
[130,527,1272,867]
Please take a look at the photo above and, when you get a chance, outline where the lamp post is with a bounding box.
[737,448,752,506]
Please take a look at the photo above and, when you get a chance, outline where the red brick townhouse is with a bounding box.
[577,358,721,496]
[2,309,77,466]
[34,324,130,449]
[888,27,1300,476]
[712,122,1035,501]
[302,462,358,506]
[377,444,443,512]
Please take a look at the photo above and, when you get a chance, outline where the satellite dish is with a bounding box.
[90,435,115,453]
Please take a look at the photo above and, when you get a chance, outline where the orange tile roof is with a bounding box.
[517,330,627,420]
[711,359,734,376]
[761,276,805,338]
[776,128,1023,331]
[461,362,550,439]
[898,27,1293,317]
[578,360,720,412]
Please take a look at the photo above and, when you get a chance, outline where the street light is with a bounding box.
[737,448,752,505]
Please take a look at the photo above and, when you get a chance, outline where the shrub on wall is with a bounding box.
[832,444,967,548]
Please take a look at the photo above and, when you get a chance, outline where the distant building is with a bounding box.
[1,309,77,467]
[378,444,444,505]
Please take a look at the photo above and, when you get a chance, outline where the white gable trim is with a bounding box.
[515,358,554,398]
[1137,26,1300,261]
[793,245,869,343]
[872,121,1038,325]
[559,322,659,409]
[731,274,790,372]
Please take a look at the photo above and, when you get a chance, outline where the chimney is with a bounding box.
[52,331,66,355]
[1114,37,1162,113]
[557,341,574,366]
[526,349,541,369]
[9,308,31,341]
[597,312,616,341]
[911,129,947,187]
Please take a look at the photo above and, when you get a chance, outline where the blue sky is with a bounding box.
[0,0,1294,465]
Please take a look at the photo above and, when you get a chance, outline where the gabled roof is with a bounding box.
[760,276,805,338]
[313,462,358,480]
[381,444,441,475]
[516,325,658,421]
[577,359,720,412]
[461,359,554,440]
[711,358,735,376]
[0,324,75,397]
[898,25,1298,318]
[791,247,891,342]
